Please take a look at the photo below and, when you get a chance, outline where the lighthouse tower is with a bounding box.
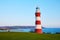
[35,7,43,34]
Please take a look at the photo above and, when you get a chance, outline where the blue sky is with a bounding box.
[0,0,60,28]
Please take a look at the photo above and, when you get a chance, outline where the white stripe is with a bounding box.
[36,9,40,12]
[36,25,42,29]
[36,17,40,20]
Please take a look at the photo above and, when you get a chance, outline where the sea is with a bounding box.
[0,26,60,34]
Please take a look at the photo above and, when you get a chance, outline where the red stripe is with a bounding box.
[35,29,43,34]
[35,20,41,24]
[35,12,41,17]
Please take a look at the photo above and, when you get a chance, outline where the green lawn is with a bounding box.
[0,32,60,40]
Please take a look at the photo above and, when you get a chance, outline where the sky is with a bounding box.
[0,0,60,28]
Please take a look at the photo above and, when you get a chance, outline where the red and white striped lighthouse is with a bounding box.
[35,7,43,34]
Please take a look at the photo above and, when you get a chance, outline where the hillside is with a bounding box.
[0,32,60,40]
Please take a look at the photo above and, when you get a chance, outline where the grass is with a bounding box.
[0,32,60,40]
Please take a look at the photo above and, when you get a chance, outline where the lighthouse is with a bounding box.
[35,7,43,34]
